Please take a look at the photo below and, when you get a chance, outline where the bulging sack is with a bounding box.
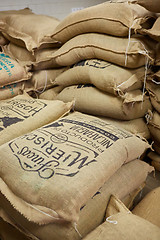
[52,2,155,43]
[0,111,149,224]
[0,52,32,87]
[0,94,73,145]
[2,42,60,70]
[30,68,67,93]
[83,195,160,240]
[56,85,152,120]
[132,187,160,227]
[38,86,64,100]
[99,116,150,139]
[2,42,36,62]
[51,33,155,68]
[0,8,60,52]
[0,160,153,240]
[54,59,145,96]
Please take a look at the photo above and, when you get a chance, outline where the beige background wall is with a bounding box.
[0,0,107,20]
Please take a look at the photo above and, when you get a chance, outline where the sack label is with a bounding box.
[8,116,132,179]
[0,53,14,77]
[0,98,47,131]
[74,59,112,69]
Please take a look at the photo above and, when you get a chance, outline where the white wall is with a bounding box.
[0,0,107,20]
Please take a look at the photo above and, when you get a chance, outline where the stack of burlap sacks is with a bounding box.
[48,1,158,140]
[0,110,154,240]
[0,8,68,101]
[0,1,160,240]
[137,10,160,171]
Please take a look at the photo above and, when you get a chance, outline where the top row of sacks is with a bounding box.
[0,1,158,53]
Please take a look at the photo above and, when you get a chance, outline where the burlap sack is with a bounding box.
[38,86,64,100]
[99,116,150,139]
[83,195,160,240]
[57,85,152,120]
[146,72,160,113]
[51,33,155,68]
[133,187,160,227]
[33,48,60,70]
[0,32,9,46]
[148,151,160,171]
[0,111,149,224]
[148,110,160,144]
[0,81,33,100]
[0,8,60,52]
[2,42,60,70]
[2,42,36,62]
[0,159,153,240]
[0,52,32,87]
[52,2,155,43]
[131,0,160,13]
[30,68,67,93]
[54,59,146,95]
[0,94,73,145]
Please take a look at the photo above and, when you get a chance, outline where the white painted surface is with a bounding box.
[0,0,107,20]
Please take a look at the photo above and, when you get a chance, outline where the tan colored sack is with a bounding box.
[0,94,73,145]
[57,85,152,120]
[2,42,36,62]
[54,59,145,95]
[0,8,60,52]
[0,52,32,87]
[131,0,160,13]
[0,159,153,240]
[99,116,150,139]
[146,71,160,113]
[0,81,33,100]
[52,33,154,68]
[0,32,9,46]
[148,151,160,171]
[148,110,160,144]
[33,48,60,70]
[132,187,160,227]
[0,111,149,224]
[30,68,67,93]
[38,86,64,100]
[2,42,60,70]
[83,195,160,240]
[52,2,155,43]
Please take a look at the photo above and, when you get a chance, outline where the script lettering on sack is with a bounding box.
[8,117,131,179]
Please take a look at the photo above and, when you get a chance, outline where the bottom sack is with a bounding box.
[0,159,153,240]
[83,195,160,240]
